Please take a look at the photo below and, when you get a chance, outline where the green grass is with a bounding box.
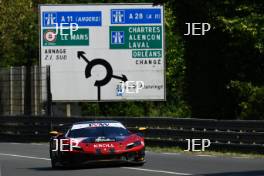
[146,146,264,159]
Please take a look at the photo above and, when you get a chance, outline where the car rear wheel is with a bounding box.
[134,160,145,166]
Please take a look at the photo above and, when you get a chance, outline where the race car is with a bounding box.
[49,120,146,168]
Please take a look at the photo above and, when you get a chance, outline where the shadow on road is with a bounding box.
[198,170,264,176]
[28,167,54,171]
[28,162,138,171]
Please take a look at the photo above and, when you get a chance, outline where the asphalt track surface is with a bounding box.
[0,143,263,176]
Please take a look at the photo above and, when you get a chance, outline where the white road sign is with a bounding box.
[40,4,165,101]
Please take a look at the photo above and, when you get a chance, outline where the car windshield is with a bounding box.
[67,127,130,138]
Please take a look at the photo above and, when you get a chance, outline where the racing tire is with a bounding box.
[134,149,145,166]
[50,149,60,169]
[134,162,145,166]
[133,157,145,166]
[51,158,59,169]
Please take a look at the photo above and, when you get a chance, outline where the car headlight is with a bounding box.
[133,140,141,147]
[126,140,142,149]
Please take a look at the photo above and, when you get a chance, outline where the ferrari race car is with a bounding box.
[49,120,146,168]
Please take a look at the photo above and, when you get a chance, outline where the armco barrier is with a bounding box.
[0,116,263,153]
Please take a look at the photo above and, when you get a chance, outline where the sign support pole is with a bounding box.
[66,103,71,117]
[46,66,52,117]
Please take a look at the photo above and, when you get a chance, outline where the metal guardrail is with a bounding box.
[0,116,264,153]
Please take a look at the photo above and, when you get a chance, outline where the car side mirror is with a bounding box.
[138,127,147,132]
[137,127,147,137]
[49,131,63,137]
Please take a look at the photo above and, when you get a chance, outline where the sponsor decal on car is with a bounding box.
[93,144,115,148]
[71,123,125,130]
[95,137,115,142]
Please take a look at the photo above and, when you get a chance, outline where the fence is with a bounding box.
[0,116,263,153]
[0,66,50,116]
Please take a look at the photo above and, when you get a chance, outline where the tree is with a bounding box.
[162,0,264,119]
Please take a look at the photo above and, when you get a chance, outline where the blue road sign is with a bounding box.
[42,11,102,27]
[111,31,125,44]
[111,9,161,24]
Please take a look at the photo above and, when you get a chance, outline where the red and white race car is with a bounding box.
[49,120,146,168]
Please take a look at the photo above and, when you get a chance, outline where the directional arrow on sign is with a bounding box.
[77,51,89,63]
[77,51,128,101]
[112,74,127,82]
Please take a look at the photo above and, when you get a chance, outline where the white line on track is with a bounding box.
[0,152,192,175]
[7,143,21,145]
[30,143,49,146]
[122,167,192,175]
[7,143,48,146]
[162,153,181,155]
[232,156,250,159]
[196,154,216,157]
[0,153,50,161]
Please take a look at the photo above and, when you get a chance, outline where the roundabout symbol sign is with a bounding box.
[77,51,128,100]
